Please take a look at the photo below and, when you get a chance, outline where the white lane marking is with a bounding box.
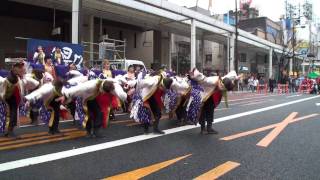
[238,99,274,107]
[316,103,320,106]
[215,95,318,123]
[229,99,269,106]
[287,94,302,98]
[222,94,280,103]
[0,95,318,172]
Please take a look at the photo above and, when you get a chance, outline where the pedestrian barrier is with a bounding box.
[277,84,289,94]
[298,84,311,94]
[256,84,268,94]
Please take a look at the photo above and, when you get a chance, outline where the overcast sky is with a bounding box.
[168,0,319,40]
[168,0,319,22]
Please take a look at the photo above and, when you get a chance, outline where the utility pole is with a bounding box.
[292,20,295,75]
[285,0,303,76]
[235,0,239,74]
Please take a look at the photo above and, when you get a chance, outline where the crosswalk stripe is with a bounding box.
[194,161,240,180]
[104,154,191,180]
[0,131,86,151]
[0,128,79,143]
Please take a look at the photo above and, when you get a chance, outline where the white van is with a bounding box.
[109,59,146,71]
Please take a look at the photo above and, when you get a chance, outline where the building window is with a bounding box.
[178,43,190,55]
[206,54,212,63]
[119,31,123,41]
[134,33,137,48]
[103,28,107,35]
[240,53,247,62]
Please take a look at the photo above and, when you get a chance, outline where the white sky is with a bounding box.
[168,0,319,21]
[168,0,320,40]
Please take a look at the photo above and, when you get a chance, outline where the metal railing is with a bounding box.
[82,37,126,68]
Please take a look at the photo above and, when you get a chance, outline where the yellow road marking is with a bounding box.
[0,130,83,146]
[104,154,192,180]
[0,131,86,151]
[126,122,142,127]
[257,112,297,147]
[221,124,276,141]
[0,128,79,142]
[220,114,318,141]
[194,161,240,180]
[110,119,134,124]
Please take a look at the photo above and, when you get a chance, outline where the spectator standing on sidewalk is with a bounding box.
[248,76,254,92]
[269,76,276,93]
[296,76,301,92]
[253,77,259,92]
[258,77,265,92]
[239,73,245,91]
[244,75,249,91]
[291,76,297,93]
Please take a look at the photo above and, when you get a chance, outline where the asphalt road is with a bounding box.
[1,92,320,180]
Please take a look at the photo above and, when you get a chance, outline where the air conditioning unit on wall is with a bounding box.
[51,27,61,35]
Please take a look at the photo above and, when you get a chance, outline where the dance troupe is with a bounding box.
[0,58,238,138]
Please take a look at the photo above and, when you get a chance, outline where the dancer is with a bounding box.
[63,78,127,137]
[187,69,237,134]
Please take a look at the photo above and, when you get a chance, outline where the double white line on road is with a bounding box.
[0,95,319,172]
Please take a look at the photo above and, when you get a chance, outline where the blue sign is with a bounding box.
[223,13,235,25]
[27,39,83,68]
[266,26,278,37]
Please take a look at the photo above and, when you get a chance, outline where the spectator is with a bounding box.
[124,65,136,81]
[33,46,45,65]
[291,76,297,93]
[253,77,259,92]
[239,74,245,91]
[295,76,301,92]
[102,59,112,78]
[259,77,265,85]
[269,76,276,93]
[288,76,293,93]
[134,65,142,77]
[244,75,249,91]
[258,77,265,92]
[52,47,63,65]
[44,57,56,79]
[248,76,254,92]
[122,65,136,113]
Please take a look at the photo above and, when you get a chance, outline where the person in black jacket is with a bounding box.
[4,61,26,137]
[269,77,276,93]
